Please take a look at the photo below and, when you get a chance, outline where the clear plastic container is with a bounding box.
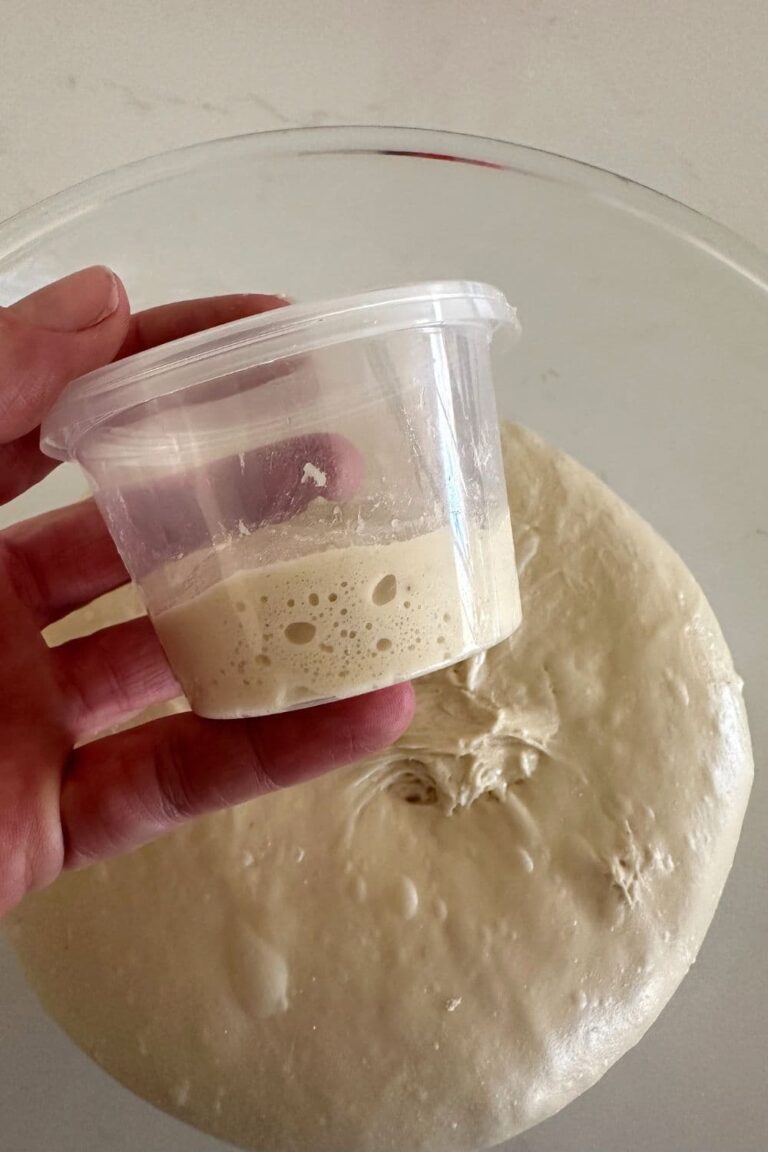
[41,280,521,718]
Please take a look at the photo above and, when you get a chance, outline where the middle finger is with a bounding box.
[51,615,181,740]
[3,432,363,625]
[1,500,127,628]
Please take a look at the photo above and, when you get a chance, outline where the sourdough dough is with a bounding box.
[7,424,753,1152]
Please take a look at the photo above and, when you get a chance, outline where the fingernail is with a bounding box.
[12,266,120,332]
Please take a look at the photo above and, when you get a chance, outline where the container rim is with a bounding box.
[40,279,516,461]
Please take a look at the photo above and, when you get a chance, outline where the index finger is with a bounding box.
[118,293,289,359]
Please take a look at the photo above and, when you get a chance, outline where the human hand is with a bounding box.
[0,266,414,916]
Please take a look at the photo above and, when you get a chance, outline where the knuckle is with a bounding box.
[241,725,281,797]
[0,535,39,607]
[0,812,63,914]
[152,729,200,824]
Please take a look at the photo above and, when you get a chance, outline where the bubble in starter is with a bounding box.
[284,622,316,645]
[372,574,397,605]
[152,517,517,718]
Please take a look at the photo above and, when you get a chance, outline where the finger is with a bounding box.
[120,432,364,575]
[3,422,364,619]
[0,286,285,500]
[61,682,415,867]
[118,293,289,359]
[0,430,58,505]
[225,432,364,518]
[0,567,69,914]
[1,500,127,627]
[52,616,180,740]
[0,267,130,443]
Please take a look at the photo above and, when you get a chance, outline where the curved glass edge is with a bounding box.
[1,126,768,299]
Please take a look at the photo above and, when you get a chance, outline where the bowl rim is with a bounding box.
[1,125,768,297]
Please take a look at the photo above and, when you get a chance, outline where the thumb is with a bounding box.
[0,266,130,443]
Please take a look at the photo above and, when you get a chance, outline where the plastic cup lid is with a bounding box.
[40,280,517,461]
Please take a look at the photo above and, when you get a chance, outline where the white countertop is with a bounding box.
[0,5,765,1152]
[2,0,768,250]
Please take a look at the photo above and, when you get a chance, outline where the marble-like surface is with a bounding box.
[0,5,765,1152]
[1,0,768,249]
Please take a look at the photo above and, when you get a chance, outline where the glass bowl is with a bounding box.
[0,127,765,1152]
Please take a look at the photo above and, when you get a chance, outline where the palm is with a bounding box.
[0,270,412,916]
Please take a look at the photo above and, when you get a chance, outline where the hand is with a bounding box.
[0,267,414,916]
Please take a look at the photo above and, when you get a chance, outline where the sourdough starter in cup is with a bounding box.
[152,519,519,717]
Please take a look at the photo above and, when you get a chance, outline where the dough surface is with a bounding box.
[7,424,753,1152]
